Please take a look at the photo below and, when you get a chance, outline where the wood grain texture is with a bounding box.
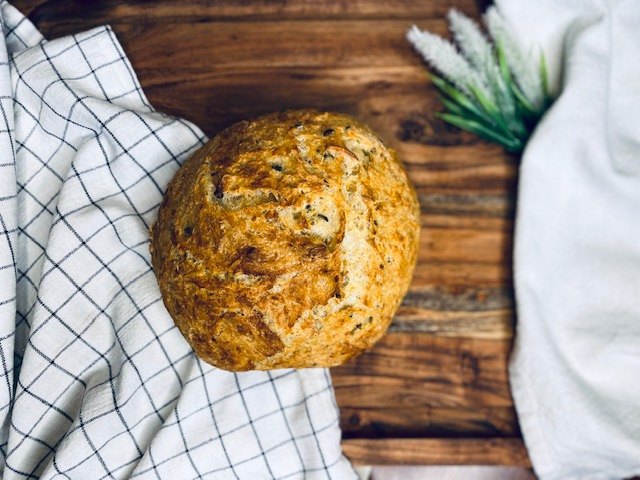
[14,0,526,466]
[333,334,512,408]
[343,438,531,466]
[27,0,490,23]
[341,406,519,438]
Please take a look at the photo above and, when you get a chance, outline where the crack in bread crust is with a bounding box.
[150,110,420,371]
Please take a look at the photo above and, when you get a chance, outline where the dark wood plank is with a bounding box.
[341,406,520,438]
[343,438,531,466]
[26,0,488,25]
[8,0,41,15]
[332,333,513,408]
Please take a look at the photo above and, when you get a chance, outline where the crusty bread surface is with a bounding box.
[150,110,420,371]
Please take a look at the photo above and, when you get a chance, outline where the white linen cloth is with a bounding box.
[504,0,640,478]
[0,2,356,478]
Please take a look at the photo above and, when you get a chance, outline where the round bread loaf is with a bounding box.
[150,110,420,371]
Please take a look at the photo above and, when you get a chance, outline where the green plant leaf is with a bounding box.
[540,50,550,99]
[510,82,536,118]
[470,83,521,138]
[468,83,498,117]
[484,75,520,134]
[496,42,512,86]
[431,76,475,109]
[431,75,501,128]
[438,94,484,124]
[437,112,522,152]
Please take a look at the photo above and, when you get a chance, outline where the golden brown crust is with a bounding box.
[150,110,420,371]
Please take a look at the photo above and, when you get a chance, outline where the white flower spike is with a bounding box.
[484,6,543,108]
[406,25,493,101]
[447,9,492,72]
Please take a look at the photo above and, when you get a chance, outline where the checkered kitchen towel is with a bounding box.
[0,2,356,478]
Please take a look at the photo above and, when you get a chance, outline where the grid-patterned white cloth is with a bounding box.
[0,2,356,478]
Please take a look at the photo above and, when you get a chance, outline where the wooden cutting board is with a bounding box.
[15,0,528,466]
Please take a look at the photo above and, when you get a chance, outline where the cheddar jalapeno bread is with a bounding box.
[150,110,420,371]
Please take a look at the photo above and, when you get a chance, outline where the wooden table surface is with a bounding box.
[15,0,528,467]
